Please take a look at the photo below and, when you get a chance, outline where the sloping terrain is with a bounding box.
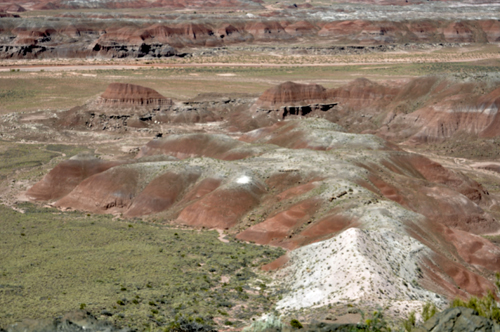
[26,117,500,318]
[249,76,500,144]
[1,65,500,328]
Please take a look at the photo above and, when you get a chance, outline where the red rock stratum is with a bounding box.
[98,83,173,108]
[27,118,500,312]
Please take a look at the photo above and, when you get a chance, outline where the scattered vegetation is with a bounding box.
[362,311,392,332]
[0,142,59,179]
[0,202,285,329]
[450,291,500,323]
[449,273,500,324]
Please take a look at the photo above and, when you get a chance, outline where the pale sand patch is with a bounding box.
[216,73,236,77]
[217,229,230,243]
[275,227,446,313]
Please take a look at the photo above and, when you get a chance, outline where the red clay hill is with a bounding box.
[250,77,500,143]
[26,119,500,305]
[98,83,173,108]
[2,17,500,59]
[251,81,337,119]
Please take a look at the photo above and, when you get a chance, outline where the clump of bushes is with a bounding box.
[362,311,391,332]
[451,291,500,323]
[450,273,500,323]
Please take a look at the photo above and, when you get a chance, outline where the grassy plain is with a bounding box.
[0,141,284,330]
[0,202,285,328]
[1,54,500,113]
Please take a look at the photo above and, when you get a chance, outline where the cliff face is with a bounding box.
[251,82,338,120]
[255,77,500,142]
[254,82,331,109]
[0,16,499,59]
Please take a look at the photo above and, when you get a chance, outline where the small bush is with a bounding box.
[403,311,416,332]
[422,302,437,322]
[290,319,303,329]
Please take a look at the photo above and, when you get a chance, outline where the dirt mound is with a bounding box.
[136,134,260,160]
[99,83,173,108]
[240,118,389,151]
[26,155,124,201]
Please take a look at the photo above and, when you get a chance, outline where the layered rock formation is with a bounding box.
[28,118,500,314]
[1,16,500,58]
[98,83,173,108]
[26,155,124,201]
[1,0,264,10]
[252,76,500,143]
[251,82,337,119]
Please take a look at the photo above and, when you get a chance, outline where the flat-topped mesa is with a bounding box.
[98,83,173,108]
[253,81,337,118]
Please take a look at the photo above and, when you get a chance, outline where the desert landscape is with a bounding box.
[1,0,500,331]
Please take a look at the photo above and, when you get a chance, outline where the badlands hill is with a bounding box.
[248,76,500,144]
[321,76,500,143]
[26,115,500,317]
[0,73,494,326]
[0,0,263,10]
[98,83,173,108]
[1,15,500,58]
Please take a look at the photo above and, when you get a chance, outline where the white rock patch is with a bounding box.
[275,228,446,311]
[236,175,251,184]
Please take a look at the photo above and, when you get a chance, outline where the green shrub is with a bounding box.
[422,303,437,322]
[290,319,303,329]
[362,310,391,332]
[403,311,415,332]
[448,273,500,324]
[451,291,500,323]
